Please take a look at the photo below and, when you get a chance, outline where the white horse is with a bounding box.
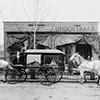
[0,59,13,82]
[69,53,100,85]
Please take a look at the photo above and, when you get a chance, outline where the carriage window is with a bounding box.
[43,55,58,64]
[27,54,41,64]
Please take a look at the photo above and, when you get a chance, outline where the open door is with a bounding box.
[76,44,92,60]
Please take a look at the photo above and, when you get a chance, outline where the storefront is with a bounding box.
[4,21,100,63]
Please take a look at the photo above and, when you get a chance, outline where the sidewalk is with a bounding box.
[25,74,98,84]
[61,74,98,83]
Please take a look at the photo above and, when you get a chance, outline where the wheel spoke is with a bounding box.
[18,70,27,82]
[5,70,19,84]
[37,67,52,85]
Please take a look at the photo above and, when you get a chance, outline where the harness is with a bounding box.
[72,55,89,69]
[71,57,78,68]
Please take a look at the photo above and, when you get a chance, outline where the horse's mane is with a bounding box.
[77,53,87,63]
[69,53,88,67]
[77,54,83,59]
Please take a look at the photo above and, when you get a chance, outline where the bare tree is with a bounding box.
[20,0,57,49]
[0,4,3,15]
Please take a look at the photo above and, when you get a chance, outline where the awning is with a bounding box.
[38,34,83,48]
[84,34,100,54]
[7,33,100,54]
[38,34,100,54]
[55,34,83,46]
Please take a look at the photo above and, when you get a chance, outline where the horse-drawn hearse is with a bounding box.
[5,49,65,85]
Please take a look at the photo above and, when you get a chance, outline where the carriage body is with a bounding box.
[11,49,65,70]
[7,49,65,84]
[23,49,65,84]
[23,49,65,70]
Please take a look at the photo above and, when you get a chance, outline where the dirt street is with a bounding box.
[0,80,100,100]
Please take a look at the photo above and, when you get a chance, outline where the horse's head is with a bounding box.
[69,53,78,61]
[69,53,82,67]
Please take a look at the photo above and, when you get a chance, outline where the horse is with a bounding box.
[0,59,13,82]
[69,53,100,85]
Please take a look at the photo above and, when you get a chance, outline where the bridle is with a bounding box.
[71,55,82,67]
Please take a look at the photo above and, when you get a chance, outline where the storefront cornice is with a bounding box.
[4,21,98,33]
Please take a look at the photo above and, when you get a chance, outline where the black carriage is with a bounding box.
[6,49,65,85]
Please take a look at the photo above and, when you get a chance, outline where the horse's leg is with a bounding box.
[84,72,87,83]
[1,65,12,83]
[79,71,85,84]
[96,72,100,85]
[96,70,100,85]
[96,76,100,85]
[0,69,6,83]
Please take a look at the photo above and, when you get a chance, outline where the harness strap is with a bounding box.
[72,57,77,68]
[72,55,89,69]
[79,61,89,69]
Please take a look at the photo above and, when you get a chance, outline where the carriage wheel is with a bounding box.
[54,68,63,83]
[46,66,56,83]
[5,69,19,84]
[37,67,54,86]
[37,68,49,85]
[18,70,27,82]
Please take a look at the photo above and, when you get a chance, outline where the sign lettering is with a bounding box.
[53,25,97,33]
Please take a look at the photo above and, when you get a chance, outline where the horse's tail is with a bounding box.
[7,62,14,70]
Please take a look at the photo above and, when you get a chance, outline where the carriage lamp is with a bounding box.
[17,51,20,63]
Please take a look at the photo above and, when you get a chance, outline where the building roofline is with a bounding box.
[3,21,99,24]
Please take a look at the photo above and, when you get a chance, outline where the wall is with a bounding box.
[4,21,99,61]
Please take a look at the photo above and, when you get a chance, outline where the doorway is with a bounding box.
[76,44,92,60]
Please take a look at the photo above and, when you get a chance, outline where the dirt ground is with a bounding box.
[0,78,100,100]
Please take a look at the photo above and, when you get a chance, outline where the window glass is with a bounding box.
[27,54,41,64]
[43,55,58,64]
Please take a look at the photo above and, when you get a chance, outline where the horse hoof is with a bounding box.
[97,82,100,85]
[97,83,100,85]
[96,80,100,85]
[3,81,6,83]
[0,80,6,83]
[83,80,86,84]
[79,81,83,85]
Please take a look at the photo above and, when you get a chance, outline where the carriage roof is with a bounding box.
[24,49,65,55]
